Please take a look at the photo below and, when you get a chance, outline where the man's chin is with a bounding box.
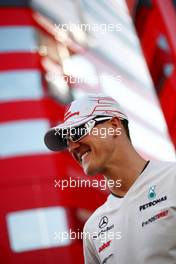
[83,164,98,176]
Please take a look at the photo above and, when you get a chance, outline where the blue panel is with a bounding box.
[0,26,38,52]
[0,70,43,102]
[0,120,50,157]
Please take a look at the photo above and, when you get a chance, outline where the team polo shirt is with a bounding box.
[83,160,176,264]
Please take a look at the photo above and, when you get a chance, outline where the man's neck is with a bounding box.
[104,149,148,197]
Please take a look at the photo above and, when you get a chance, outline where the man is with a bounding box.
[44,93,176,264]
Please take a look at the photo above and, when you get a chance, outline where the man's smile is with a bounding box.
[73,147,91,164]
[81,150,91,163]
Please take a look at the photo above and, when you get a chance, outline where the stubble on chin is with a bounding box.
[83,163,101,176]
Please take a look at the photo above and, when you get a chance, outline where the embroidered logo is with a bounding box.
[148,185,156,201]
[99,240,111,253]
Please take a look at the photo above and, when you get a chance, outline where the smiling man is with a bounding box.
[44,93,176,264]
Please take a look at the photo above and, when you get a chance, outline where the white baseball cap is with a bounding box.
[44,93,128,151]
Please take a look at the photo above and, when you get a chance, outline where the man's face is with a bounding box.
[67,118,120,175]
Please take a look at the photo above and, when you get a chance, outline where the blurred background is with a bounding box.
[0,0,176,263]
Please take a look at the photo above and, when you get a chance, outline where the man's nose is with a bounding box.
[67,140,81,153]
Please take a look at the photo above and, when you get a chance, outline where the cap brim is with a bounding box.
[44,116,94,151]
[44,128,67,151]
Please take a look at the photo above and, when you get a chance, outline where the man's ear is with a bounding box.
[110,117,121,128]
[109,117,122,137]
